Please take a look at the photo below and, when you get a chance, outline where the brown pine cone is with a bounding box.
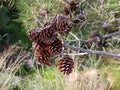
[32,42,48,51]
[63,6,70,16]
[38,9,48,17]
[48,39,62,55]
[88,31,102,48]
[34,49,51,65]
[68,0,78,11]
[57,56,74,75]
[52,15,72,35]
[41,26,58,44]
[27,29,41,42]
[63,0,78,16]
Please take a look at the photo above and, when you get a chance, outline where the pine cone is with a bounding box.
[57,56,74,75]
[63,6,70,16]
[63,1,78,16]
[48,39,62,55]
[68,0,78,11]
[88,31,102,48]
[32,42,48,51]
[38,9,48,17]
[34,49,51,65]
[52,15,72,35]
[41,26,58,44]
[27,29,41,42]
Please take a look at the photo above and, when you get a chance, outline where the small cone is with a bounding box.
[63,6,70,16]
[63,0,78,16]
[57,56,74,75]
[68,0,78,11]
[52,15,72,35]
[88,31,102,48]
[38,9,48,17]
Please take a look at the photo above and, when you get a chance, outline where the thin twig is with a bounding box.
[69,32,79,40]
[66,39,92,43]
[103,30,120,38]
[64,44,120,58]
[64,53,88,56]
[66,30,120,43]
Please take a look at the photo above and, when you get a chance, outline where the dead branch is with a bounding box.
[66,30,120,43]
[64,44,120,58]
[103,30,120,39]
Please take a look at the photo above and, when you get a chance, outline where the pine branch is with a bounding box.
[64,44,120,58]
[66,30,120,43]
[103,30,120,39]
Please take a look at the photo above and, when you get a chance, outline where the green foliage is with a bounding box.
[99,59,120,90]
[0,0,15,8]
[0,2,31,50]
[109,0,120,10]
[17,66,65,90]
[0,6,10,28]
[14,0,64,30]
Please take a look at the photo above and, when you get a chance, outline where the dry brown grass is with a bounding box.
[0,45,30,90]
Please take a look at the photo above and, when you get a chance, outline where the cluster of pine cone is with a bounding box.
[27,14,74,75]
